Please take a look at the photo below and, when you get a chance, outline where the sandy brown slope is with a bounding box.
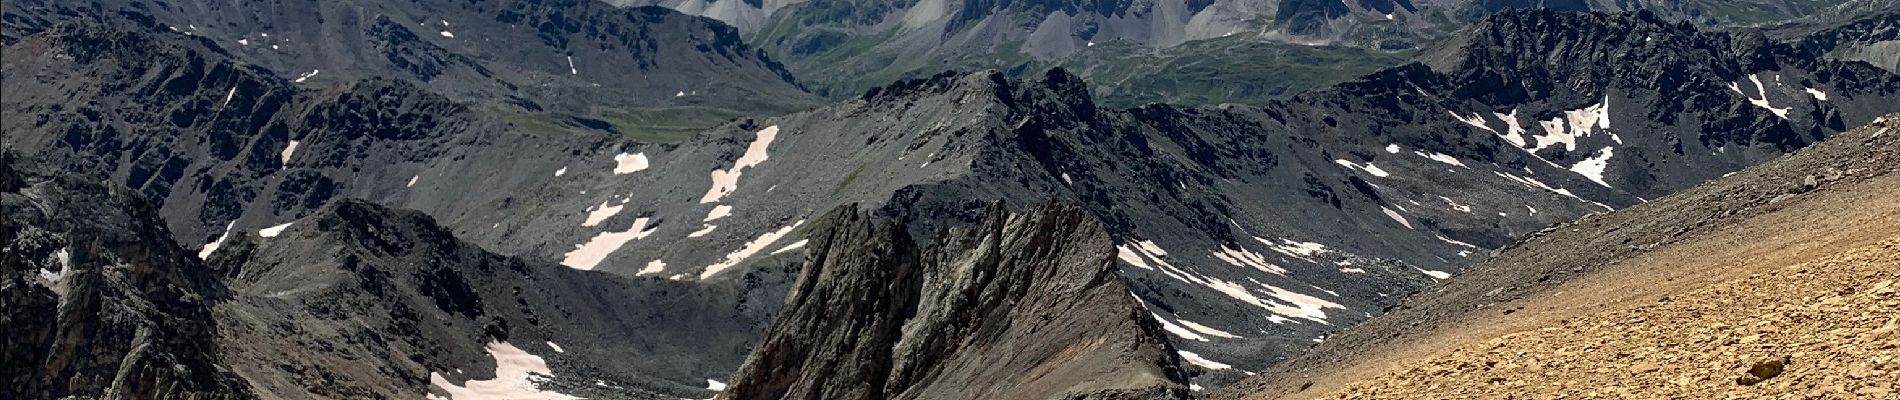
[1215,115,1900,399]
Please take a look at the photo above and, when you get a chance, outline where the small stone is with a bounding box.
[1631,362,1661,373]
[1736,355,1791,386]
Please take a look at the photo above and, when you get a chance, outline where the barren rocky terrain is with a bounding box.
[1219,115,1900,399]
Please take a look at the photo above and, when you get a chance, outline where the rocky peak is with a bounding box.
[719,202,1190,400]
[2,155,250,400]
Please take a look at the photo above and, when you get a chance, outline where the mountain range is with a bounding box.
[5,1,1900,399]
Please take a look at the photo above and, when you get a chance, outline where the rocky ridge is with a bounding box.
[2,153,252,399]
[2,0,818,118]
[719,203,1191,400]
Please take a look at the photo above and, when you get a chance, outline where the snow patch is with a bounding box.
[1155,314,1208,341]
[407,175,420,188]
[427,341,574,400]
[553,167,566,177]
[565,56,577,75]
[1178,350,1231,370]
[1438,196,1471,213]
[561,218,658,270]
[1728,75,1790,119]
[704,205,733,222]
[1385,144,1402,154]
[545,342,564,353]
[1254,237,1328,262]
[581,200,624,227]
[698,220,803,279]
[294,69,319,83]
[1177,318,1241,339]
[1333,159,1390,178]
[222,86,238,107]
[770,239,809,255]
[197,222,236,259]
[439,31,455,38]
[1212,245,1286,275]
[1804,87,1828,101]
[636,259,667,276]
[1381,207,1412,229]
[700,126,778,203]
[1339,267,1366,274]
[1416,268,1451,280]
[1449,112,1495,134]
[1570,147,1615,187]
[280,140,299,166]
[258,222,293,238]
[612,152,650,175]
[1493,109,1527,148]
[1116,245,1153,270]
[39,247,72,284]
[688,224,718,237]
[706,379,728,391]
[1531,96,1611,152]
[1492,171,1609,210]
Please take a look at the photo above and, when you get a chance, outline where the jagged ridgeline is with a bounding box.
[720,203,1192,400]
[3,155,776,399]
[2,0,819,130]
[6,4,1900,398]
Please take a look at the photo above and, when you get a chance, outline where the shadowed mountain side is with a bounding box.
[719,203,1192,400]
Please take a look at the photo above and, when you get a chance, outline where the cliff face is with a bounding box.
[720,203,1191,400]
[1,154,252,400]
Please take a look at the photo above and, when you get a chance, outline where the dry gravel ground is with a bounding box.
[1223,116,1900,400]
[1329,237,1900,399]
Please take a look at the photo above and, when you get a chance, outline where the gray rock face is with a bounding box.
[2,154,252,400]
[720,203,1191,400]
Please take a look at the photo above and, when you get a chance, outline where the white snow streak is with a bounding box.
[280,140,299,166]
[580,200,624,227]
[565,56,577,75]
[1804,87,1828,101]
[1177,318,1241,339]
[1333,159,1390,178]
[545,342,564,353]
[1212,245,1286,275]
[258,222,293,238]
[1728,74,1790,119]
[561,218,658,270]
[1382,207,1412,229]
[294,69,319,83]
[197,222,236,259]
[706,379,728,391]
[1178,350,1232,370]
[1449,112,1495,134]
[698,220,803,279]
[553,167,566,177]
[770,239,809,255]
[700,126,778,203]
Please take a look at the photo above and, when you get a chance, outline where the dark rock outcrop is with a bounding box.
[720,203,1191,400]
[1,154,252,399]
